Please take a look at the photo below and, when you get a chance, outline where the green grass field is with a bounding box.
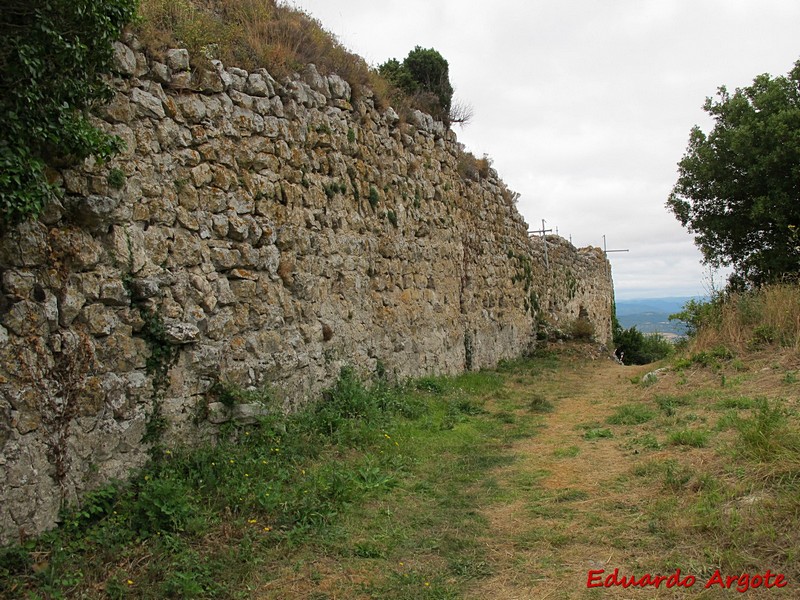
[1,343,798,599]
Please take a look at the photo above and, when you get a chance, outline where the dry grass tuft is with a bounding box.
[691,283,800,354]
[456,150,493,181]
[569,316,595,341]
[135,0,375,89]
[276,259,293,287]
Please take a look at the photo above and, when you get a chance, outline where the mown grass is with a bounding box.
[606,403,656,425]
[620,352,800,586]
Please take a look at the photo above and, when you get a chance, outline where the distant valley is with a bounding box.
[615,296,704,338]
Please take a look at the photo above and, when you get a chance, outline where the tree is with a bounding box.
[613,325,674,365]
[667,60,800,287]
[0,0,137,229]
[377,58,417,96]
[668,297,717,337]
[402,46,453,115]
[378,46,456,124]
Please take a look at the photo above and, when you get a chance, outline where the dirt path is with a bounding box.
[469,357,678,600]
[241,347,795,600]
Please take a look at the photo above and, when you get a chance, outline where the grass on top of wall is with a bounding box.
[135,0,391,100]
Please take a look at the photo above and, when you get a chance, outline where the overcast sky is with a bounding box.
[289,0,799,299]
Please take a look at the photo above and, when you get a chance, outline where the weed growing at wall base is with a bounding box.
[1,362,522,598]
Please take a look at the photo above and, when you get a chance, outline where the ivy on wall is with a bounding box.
[0,0,137,228]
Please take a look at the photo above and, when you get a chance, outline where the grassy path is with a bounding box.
[4,344,797,599]
[466,348,798,600]
[471,358,642,599]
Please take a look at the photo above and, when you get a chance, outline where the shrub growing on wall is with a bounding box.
[379,46,454,124]
[0,0,137,228]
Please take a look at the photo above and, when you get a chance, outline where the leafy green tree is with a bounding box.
[0,0,137,228]
[669,297,719,337]
[377,58,417,96]
[613,325,674,365]
[667,60,800,287]
[402,46,453,115]
[379,46,455,123]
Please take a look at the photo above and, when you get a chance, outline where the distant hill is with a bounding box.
[615,296,704,337]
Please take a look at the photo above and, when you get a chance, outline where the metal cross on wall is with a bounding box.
[603,235,629,255]
[529,219,553,270]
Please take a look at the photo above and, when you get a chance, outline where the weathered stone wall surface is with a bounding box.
[0,37,613,543]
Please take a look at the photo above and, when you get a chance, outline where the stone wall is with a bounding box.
[0,37,613,543]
